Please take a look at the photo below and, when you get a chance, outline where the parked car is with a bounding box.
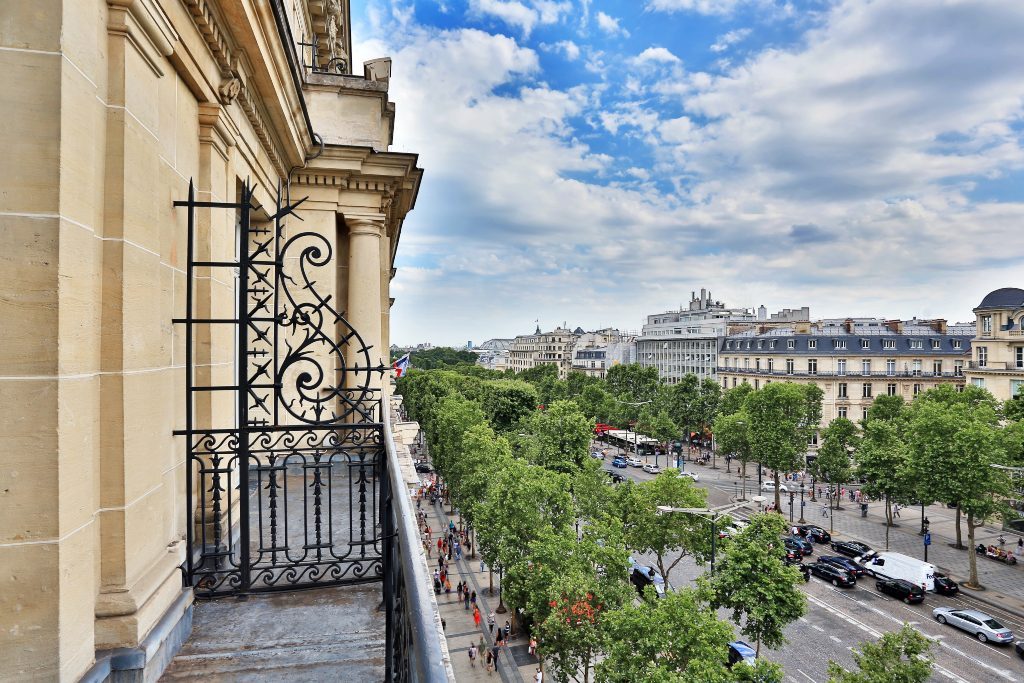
[590,451,603,459]
[784,536,814,556]
[796,524,831,543]
[932,608,1014,644]
[818,555,865,578]
[414,461,433,473]
[785,555,810,581]
[629,558,667,599]
[863,552,936,591]
[933,572,959,596]
[761,482,789,492]
[727,641,757,668]
[604,470,625,484]
[612,457,628,469]
[831,540,874,559]
[643,464,662,474]
[627,457,644,468]
[1016,640,1024,659]
[677,470,700,482]
[808,561,856,587]
[876,578,925,604]
[718,519,748,540]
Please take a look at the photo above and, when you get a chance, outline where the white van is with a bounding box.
[860,552,935,591]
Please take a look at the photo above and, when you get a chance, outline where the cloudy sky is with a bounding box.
[351,0,1024,347]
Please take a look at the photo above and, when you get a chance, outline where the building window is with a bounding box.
[1012,379,1024,397]
[883,339,896,349]
[727,341,733,349]
[931,339,941,350]
[886,359,896,375]
[861,339,870,349]
[770,340,777,349]
[744,358,750,369]
[1016,347,1023,369]
[972,377,986,388]
[862,407,869,421]
[838,406,848,418]
[910,340,923,349]
[978,346,988,367]
[954,360,963,376]
[837,359,847,375]
[723,378,728,388]
[835,339,847,350]
[746,341,752,349]
[862,359,871,375]
[786,359,795,374]
[933,360,942,375]
[754,379,759,389]
[863,383,872,398]
[808,359,818,375]
[887,383,897,396]
[767,358,774,373]
[952,339,962,349]
[755,358,761,371]
[838,382,848,398]
[787,339,795,349]
[913,383,923,396]
[912,360,922,376]
[732,377,737,387]
[982,315,992,334]
[808,340,817,350]
[758,340,764,349]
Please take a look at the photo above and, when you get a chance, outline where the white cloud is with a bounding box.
[468,0,539,35]
[710,28,751,52]
[645,0,743,15]
[542,39,581,60]
[596,11,629,37]
[633,46,681,65]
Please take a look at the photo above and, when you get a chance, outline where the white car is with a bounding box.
[627,457,643,467]
[761,482,789,493]
[642,464,662,474]
[677,471,700,482]
[932,608,1014,644]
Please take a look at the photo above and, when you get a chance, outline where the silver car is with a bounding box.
[932,607,1014,644]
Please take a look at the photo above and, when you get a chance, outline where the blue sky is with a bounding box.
[351,0,1024,346]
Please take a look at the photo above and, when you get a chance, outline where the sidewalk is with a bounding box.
[416,492,540,683]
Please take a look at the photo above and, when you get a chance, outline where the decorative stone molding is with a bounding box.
[218,77,241,104]
[306,0,350,73]
[181,0,234,74]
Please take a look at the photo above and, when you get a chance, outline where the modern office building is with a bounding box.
[965,288,1024,400]
[717,318,973,434]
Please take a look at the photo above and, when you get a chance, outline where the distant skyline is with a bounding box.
[352,1,1024,346]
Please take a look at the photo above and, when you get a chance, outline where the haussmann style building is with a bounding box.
[1,1,452,681]
[965,288,1024,401]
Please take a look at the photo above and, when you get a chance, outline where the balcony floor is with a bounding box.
[161,582,384,682]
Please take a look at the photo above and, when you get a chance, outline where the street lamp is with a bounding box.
[658,500,754,575]
[798,483,806,524]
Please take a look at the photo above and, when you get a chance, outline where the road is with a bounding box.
[599,448,1024,682]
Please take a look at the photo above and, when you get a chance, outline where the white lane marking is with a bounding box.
[799,617,810,624]
[829,635,842,643]
[811,624,824,632]
[796,669,817,683]
[932,640,1016,680]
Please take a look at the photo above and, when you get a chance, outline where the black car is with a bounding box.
[933,572,959,596]
[808,561,856,587]
[818,555,865,578]
[414,461,434,473]
[605,470,625,484]
[784,535,814,556]
[1016,640,1024,659]
[876,578,925,604]
[796,524,832,543]
[831,540,874,559]
[785,555,810,582]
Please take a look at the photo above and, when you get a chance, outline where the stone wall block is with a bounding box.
[121,244,166,370]
[0,214,59,375]
[57,375,100,536]
[59,52,106,232]
[57,219,103,376]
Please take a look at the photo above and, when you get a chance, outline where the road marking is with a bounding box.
[829,635,842,643]
[811,624,824,632]
[796,669,817,683]
[933,640,1016,680]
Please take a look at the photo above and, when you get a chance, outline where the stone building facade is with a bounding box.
[965,288,1024,401]
[717,318,972,434]
[0,1,421,680]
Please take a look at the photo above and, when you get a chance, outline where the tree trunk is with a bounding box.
[954,506,963,549]
[966,511,980,588]
[470,527,476,559]
[774,472,781,511]
[489,568,494,595]
[885,494,891,550]
[740,461,747,500]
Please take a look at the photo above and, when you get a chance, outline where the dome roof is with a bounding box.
[977,287,1024,310]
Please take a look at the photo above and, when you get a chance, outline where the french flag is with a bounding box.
[392,354,411,378]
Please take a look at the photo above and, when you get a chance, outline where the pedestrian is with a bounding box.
[468,643,477,668]
[485,649,493,674]
[441,617,446,631]
[480,559,486,573]
[504,620,511,640]
[464,589,470,610]
[455,541,462,561]
[471,590,477,609]
[457,581,464,602]
[423,538,431,558]
[894,504,901,518]
[492,643,500,673]
[535,667,544,683]
[437,537,443,553]
[488,611,495,635]
[479,635,486,655]
[529,636,537,656]
[821,505,829,518]
[444,578,452,597]
[473,607,481,628]
[1018,538,1023,557]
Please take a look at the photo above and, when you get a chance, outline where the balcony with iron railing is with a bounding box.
[967,361,1024,372]
[718,367,966,379]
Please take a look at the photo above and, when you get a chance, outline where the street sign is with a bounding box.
[923,533,932,546]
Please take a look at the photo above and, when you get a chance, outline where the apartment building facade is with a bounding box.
[966,288,1024,400]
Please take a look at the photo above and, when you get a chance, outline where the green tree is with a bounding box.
[638,406,679,448]
[566,370,601,398]
[578,384,616,424]
[856,420,914,548]
[617,471,709,584]
[708,513,806,656]
[427,394,487,484]
[523,400,594,474]
[811,418,858,511]
[907,397,1012,586]
[449,423,514,555]
[715,410,754,498]
[597,588,738,683]
[481,379,538,433]
[720,383,755,417]
[827,624,933,683]
[606,363,662,404]
[864,394,907,425]
[394,346,478,368]
[745,383,822,510]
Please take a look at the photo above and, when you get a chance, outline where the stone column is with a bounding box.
[345,216,385,396]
